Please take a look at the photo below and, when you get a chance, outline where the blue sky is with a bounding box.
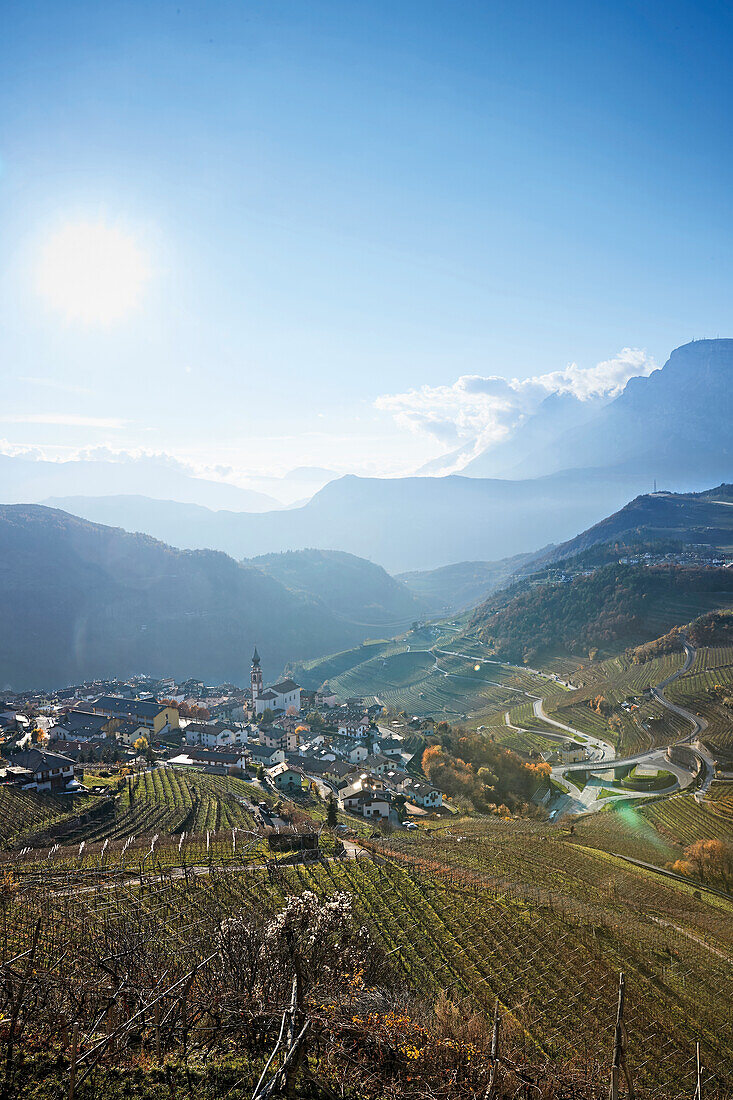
[1,0,732,485]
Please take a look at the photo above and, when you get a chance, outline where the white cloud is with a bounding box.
[375,348,657,457]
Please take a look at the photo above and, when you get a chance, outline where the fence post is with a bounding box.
[486,998,501,1098]
[694,1040,703,1100]
[68,1021,79,1100]
[609,972,634,1100]
[609,972,624,1100]
[155,1001,162,1062]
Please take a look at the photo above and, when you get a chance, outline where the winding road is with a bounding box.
[383,634,714,821]
[541,636,715,818]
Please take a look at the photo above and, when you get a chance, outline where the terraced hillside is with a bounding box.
[665,644,733,751]
[4,810,733,1100]
[1,768,269,849]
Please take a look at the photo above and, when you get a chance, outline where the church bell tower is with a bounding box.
[251,647,263,708]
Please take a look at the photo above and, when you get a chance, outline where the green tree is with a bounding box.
[326,795,338,827]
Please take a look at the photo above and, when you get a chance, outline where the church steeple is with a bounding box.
[251,646,263,709]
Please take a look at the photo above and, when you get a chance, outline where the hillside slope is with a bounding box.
[250,548,427,627]
[0,506,384,689]
[467,562,733,663]
[529,484,733,568]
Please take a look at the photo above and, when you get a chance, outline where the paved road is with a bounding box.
[533,698,616,761]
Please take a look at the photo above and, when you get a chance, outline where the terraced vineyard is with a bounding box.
[641,793,733,846]
[296,639,403,688]
[571,802,683,865]
[0,768,268,849]
[322,644,570,720]
[705,780,733,819]
[0,785,82,848]
[688,645,733,673]
[7,817,733,1099]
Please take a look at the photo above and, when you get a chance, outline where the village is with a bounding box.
[0,648,444,827]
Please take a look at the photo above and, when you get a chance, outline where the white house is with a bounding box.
[362,753,393,776]
[337,716,369,739]
[249,746,286,769]
[338,786,391,819]
[400,777,443,809]
[315,686,338,708]
[261,725,299,753]
[184,721,248,749]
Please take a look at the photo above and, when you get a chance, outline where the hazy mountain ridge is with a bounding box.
[46,465,656,573]
[0,453,280,511]
[397,552,538,614]
[527,484,733,569]
[249,548,427,625]
[30,341,733,570]
[0,506,415,690]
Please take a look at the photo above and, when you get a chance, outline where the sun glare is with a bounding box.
[36,220,150,324]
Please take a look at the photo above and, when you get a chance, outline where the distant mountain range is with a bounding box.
[47,465,654,573]
[40,339,733,571]
[0,453,280,512]
[0,506,427,691]
[4,480,733,690]
[0,454,338,511]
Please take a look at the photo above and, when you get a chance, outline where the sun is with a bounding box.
[36,220,150,324]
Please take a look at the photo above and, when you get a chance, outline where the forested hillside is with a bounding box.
[468,563,733,663]
[531,484,733,568]
[250,548,427,627]
[0,506,389,688]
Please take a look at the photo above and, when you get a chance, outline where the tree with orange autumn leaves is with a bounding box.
[671,839,733,890]
[422,729,550,815]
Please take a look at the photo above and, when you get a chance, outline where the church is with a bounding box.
[250,648,302,716]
